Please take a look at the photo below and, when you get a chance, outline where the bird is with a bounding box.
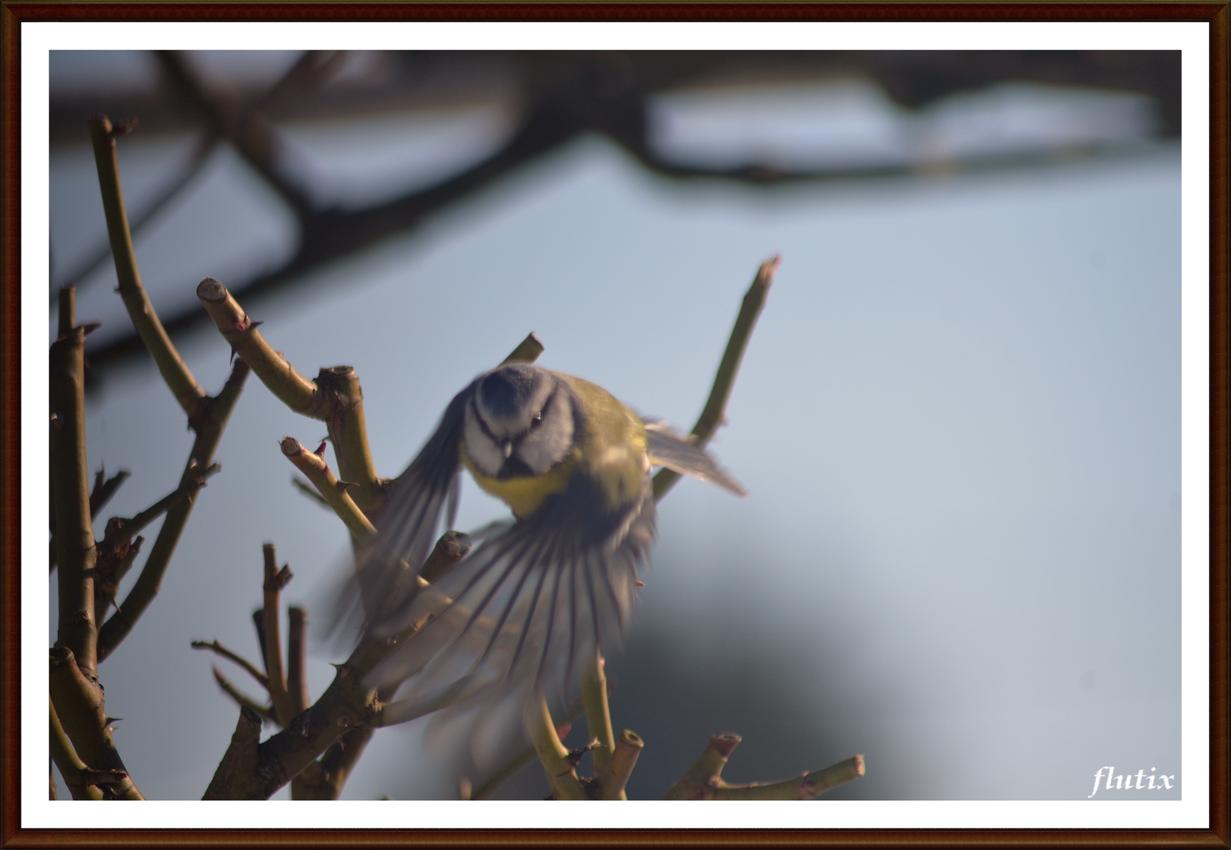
[337,361,745,728]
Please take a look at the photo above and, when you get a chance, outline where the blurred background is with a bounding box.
[47,50,1181,801]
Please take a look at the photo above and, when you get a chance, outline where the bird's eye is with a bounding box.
[530,412,543,428]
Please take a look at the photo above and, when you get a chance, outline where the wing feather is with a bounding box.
[365,472,656,717]
[330,381,474,641]
[644,420,746,496]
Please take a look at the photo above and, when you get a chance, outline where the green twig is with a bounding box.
[88,467,131,523]
[581,654,617,788]
[89,115,206,420]
[287,606,309,716]
[51,323,98,675]
[93,464,220,610]
[280,437,376,540]
[502,332,544,365]
[315,366,382,514]
[664,732,864,800]
[105,464,220,547]
[196,278,385,513]
[654,256,777,500]
[523,698,587,800]
[94,534,143,619]
[49,647,143,800]
[196,277,316,412]
[713,754,866,800]
[97,358,249,662]
[49,698,104,800]
[291,475,331,507]
[469,702,580,799]
[191,639,269,690]
[260,543,294,725]
[210,667,277,723]
[53,465,134,575]
[599,729,644,800]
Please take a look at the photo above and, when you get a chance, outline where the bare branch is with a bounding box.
[191,640,269,690]
[599,729,644,800]
[89,103,580,379]
[89,115,206,420]
[49,698,103,800]
[210,667,277,724]
[55,133,215,294]
[96,358,249,662]
[196,277,316,413]
[581,654,617,790]
[654,256,777,500]
[93,534,143,618]
[287,607,309,716]
[201,532,469,799]
[523,698,587,800]
[88,467,131,520]
[502,332,545,365]
[51,322,98,675]
[203,707,264,800]
[49,647,143,800]
[664,733,864,800]
[260,543,294,725]
[198,278,385,512]
[280,436,376,540]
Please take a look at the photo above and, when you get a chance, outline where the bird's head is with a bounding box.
[463,364,575,479]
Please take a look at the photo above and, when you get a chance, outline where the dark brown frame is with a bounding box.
[2,4,1226,848]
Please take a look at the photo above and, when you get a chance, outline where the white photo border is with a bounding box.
[19,18,1213,833]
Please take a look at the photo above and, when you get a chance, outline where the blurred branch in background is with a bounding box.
[53,51,345,297]
[54,50,1179,391]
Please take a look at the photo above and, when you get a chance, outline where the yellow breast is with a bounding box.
[463,447,579,518]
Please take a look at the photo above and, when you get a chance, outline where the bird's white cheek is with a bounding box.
[519,418,573,473]
[463,407,504,476]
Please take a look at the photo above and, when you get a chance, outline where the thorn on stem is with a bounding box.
[109,117,139,137]
[565,737,601,767]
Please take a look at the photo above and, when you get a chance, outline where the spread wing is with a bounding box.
[367,472,656,723]
[330,381,474,639]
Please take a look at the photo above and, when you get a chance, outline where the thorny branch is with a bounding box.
[664,733,865,800]
[48,115,254,802]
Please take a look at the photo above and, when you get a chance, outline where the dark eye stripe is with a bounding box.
[469,396,500,444]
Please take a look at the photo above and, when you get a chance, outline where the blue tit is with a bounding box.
[345,362,743,721]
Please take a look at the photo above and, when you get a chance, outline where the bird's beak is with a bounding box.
[501,440,514,459]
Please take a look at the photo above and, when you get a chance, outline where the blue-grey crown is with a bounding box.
[478,366,539,419]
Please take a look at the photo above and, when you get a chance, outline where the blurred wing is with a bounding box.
[367,471,656,719]
[331,381,475,639]
[644,420,746,496]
